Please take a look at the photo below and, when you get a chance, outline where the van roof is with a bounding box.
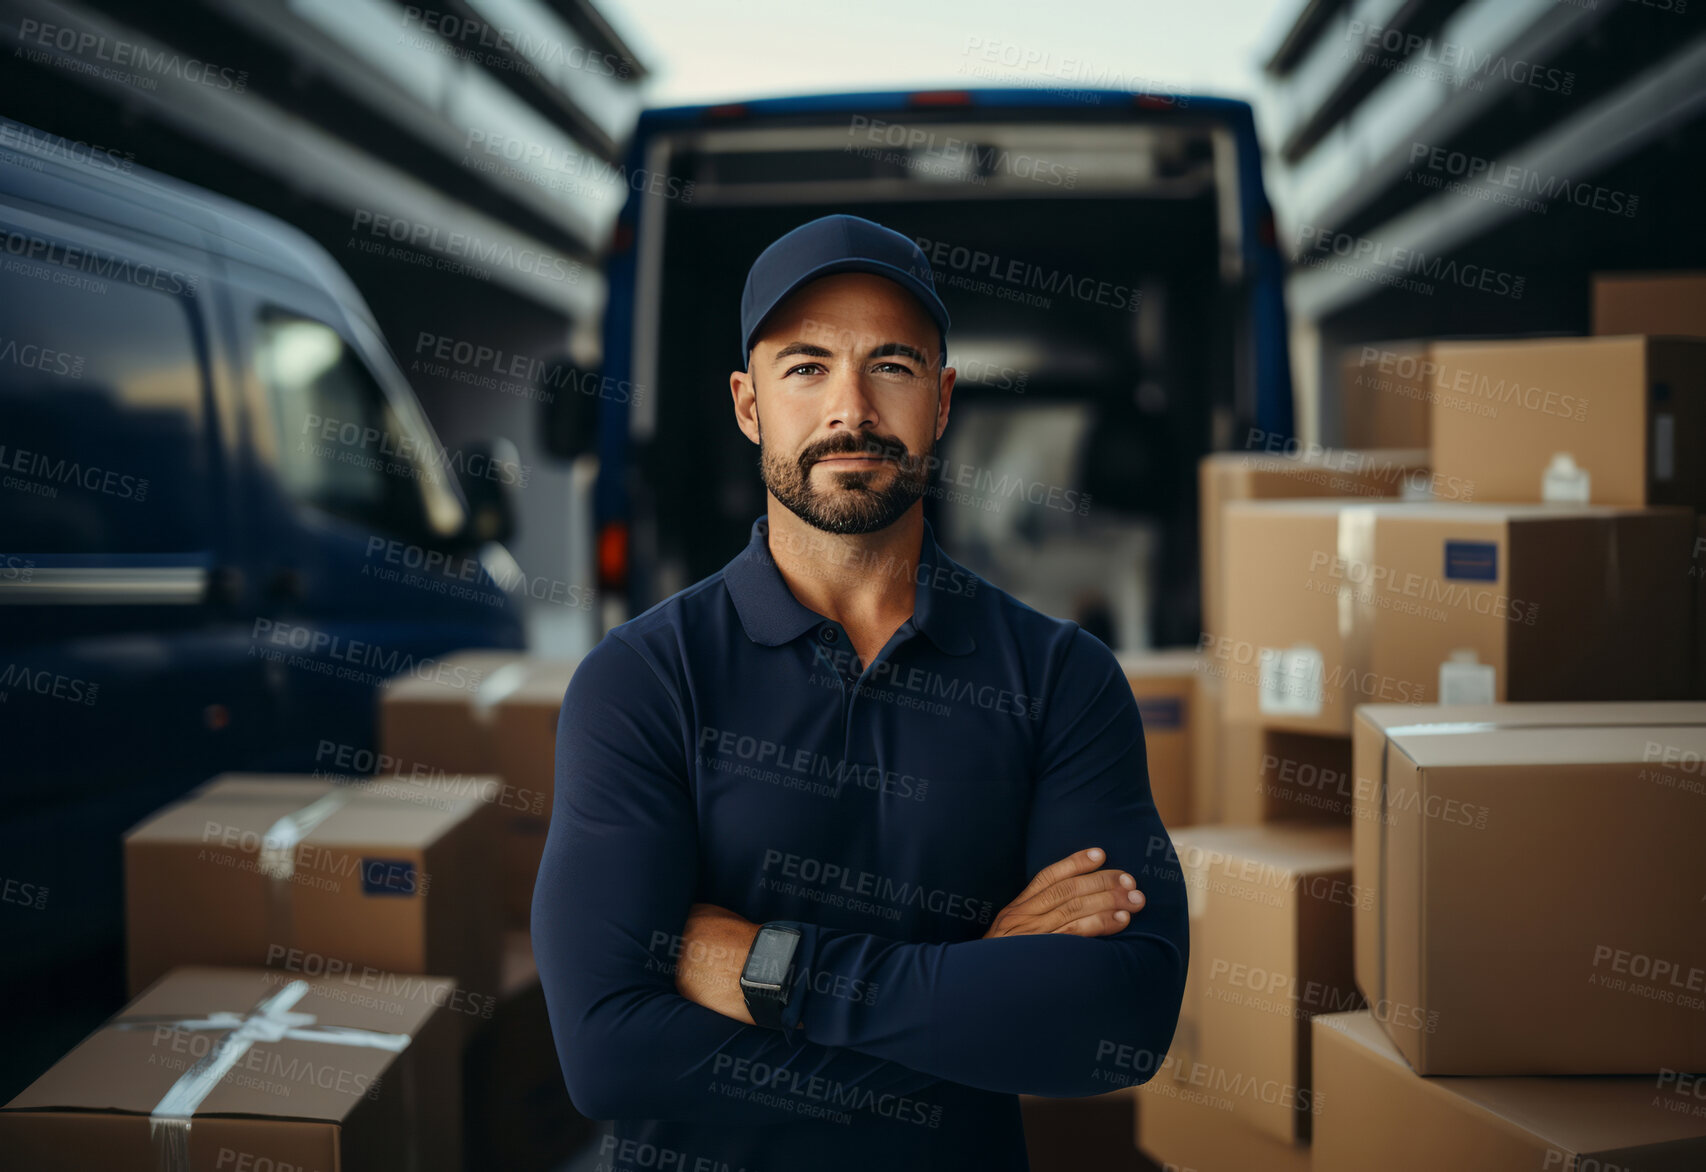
[0,116,373,323]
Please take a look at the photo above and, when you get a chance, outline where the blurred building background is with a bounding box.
[0,0,648,655]
[1251,0,1706,443]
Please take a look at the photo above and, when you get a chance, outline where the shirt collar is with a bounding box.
[723,513,978,657]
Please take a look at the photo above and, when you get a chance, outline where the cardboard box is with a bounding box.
[1340,339,1434,449]
[490,660,579,926]
[1136,1068,1310,1172]
[1198,448,1430,643]
[1313,1011,1706,1172]
[1429,335,1706,510]
[1192,824,1359,1143]
[378,650,533,775]
[1219,500,1694,735]
[1115,650,1203,828]
[1351,710,1706,1074]
[1593,271,1706,337]
[1216,720,1352,824]
[125,774,503,1001]
[0,966,462,1172]
[463,931,590,1172]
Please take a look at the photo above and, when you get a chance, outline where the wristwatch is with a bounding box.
[740,924,802,1030]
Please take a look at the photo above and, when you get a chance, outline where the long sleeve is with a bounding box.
[531,634,946,1123]
[773,627,1190,1097]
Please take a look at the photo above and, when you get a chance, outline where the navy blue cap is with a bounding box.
[739,214,950,368]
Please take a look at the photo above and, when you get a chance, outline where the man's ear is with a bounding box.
[731,368,762,445]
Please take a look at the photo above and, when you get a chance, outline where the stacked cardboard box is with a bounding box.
[1592,270,1706,337]
[381,653,579,928]
[1338,340,1435,449]
[0,967,464,1171]
[1351,703,1706,1075]
[1133,824,1352,1168]
[1114,650,1212,827]
[1312,1011,1706,1170]
[124,773,504,1003]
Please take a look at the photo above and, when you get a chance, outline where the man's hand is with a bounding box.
[675,903,761,1025]
[983,847,1146,940]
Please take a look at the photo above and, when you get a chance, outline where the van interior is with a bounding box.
[628,112,1248,648]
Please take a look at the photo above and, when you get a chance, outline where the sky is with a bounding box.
[603,0,1291,110]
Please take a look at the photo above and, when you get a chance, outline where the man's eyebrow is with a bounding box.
[770,340,928,364]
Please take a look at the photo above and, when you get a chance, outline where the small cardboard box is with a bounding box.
[125,774,502,1001]
[1429,335,1706,510]
[1312,1011,1706,1171]
[1198,448,1430,644]
[0,966,462,1172]
[1339,340,1434,449]
[1593,271,1706,337]
[1114,649,1202,828]
[1136,1061,1310,1172]
[1215,720,1352,824]
[1219,500,1694,735]
[463,931,590,1171]
[1352,710,1706,1074]
[1192,824,1360,1143]
[490,660,579,926]
[378,650,531,775]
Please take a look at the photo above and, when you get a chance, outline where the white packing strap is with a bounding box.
[257,788,355,882]
[113,980,412,1172]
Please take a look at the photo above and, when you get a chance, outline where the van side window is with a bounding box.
[0,247,209,553]
[255,309,431,539]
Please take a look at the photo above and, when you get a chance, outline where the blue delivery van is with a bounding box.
[546,88,1295,651]
[0,115,527,989]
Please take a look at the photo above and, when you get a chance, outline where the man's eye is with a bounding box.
[785,363,826,376]
[873,362,915,375]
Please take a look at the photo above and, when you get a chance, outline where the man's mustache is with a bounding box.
[803,434,912,466]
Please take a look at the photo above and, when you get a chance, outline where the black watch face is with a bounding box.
[743,928,798,991]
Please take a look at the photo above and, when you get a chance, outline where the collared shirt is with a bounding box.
[533,513,1189,1171]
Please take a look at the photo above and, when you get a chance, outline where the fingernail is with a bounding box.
[1115,910,1129,923]
[1088,848,1104,863]
[1120,873,1135,888]
[1128,891,1145,906]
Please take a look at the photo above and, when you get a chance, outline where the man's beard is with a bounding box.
[757,409,936,536]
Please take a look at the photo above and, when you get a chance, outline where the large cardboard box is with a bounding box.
[1313,1011,1706,1172]
[1429,335,1706,510]
[490,660,579,926]
[1351,710,1706,1074]
[463,931,590,1172]
[1193,824,1360,1143]
[125,774,503,1002]
[1219,500,1694,735]
[1198,448,1431,643]
[1136,1065,1310,1172]
[0,966,463,1172]
[1339,339,1434,449]
[378,650,532,775]
[1114,649,1203,828]
[1216,720,1352,824]
[1593,271,1706,337]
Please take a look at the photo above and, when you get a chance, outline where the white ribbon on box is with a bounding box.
[114,979,413,1172]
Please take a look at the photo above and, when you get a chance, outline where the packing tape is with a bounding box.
[257,787,356,957]
[112,979,413,1172]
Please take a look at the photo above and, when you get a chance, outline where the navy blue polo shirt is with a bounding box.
[533,513,1188,1171]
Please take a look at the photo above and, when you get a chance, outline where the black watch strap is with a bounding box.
[740,924,802,1031]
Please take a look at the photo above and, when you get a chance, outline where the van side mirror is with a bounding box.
[540,353,602,460]
[454,437,520,547]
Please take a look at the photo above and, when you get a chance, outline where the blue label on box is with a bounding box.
[1136,696,1185,731]
[1444,540,1498,582]
[360,858,418,896]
